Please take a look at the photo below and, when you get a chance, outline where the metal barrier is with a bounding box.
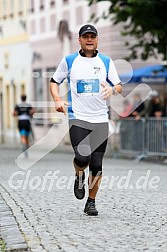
[146,118,167,156]
[118,117,167,159]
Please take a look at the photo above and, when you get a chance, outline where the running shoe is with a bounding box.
[74,172,85,200]
[84,200,98,216]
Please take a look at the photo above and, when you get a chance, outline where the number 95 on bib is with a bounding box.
[76,79,100,96]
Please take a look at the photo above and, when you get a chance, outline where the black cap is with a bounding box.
[79,24,98,37]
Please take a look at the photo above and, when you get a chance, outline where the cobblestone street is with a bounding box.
[0,146,167,252]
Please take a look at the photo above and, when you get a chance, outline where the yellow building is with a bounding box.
[0,0,30,143]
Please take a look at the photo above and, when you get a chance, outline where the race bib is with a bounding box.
[76,79,99,96]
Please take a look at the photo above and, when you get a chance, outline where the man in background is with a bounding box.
[13,94,35,157]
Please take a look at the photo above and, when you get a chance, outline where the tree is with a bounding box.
[88,0,167,61]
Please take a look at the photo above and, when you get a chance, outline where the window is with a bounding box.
[46,67,56,101]
[40,0,44,10]
[76,6,83,25]
[34,70,43,103]
[30,0,34,13]
[46,67,56,125]
[18,0,23,10]
[0,77,2,92]
[50,14,56,31]
[50,0,55,7]
[0,26,3,35]
[10,0,14,17]
[2,0,7,19]
[4,53,9,69]
[20,84,25,95]
[31,20,36,34]
[33,69,43,124]
[40,18,45,33]
[18,0,23,15]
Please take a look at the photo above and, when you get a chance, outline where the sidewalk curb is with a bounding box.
[0,188,29,252]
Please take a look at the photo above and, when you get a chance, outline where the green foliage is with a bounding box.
[0,239,6,252]
[87,0,167,60]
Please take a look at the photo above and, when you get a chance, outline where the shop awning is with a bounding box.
[120,64,167,83]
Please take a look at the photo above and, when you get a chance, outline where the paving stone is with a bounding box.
[0,148,167,251]
[0,194,29,251]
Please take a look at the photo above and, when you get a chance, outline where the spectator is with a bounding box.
[161,93,167,150]
[119,99,133,118]
[162,93,167,117]
[131,93,145,120]
[147,94,163,117]
[146,93,165,152]
[119,99,133,150]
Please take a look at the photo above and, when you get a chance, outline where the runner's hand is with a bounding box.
[101,83,113,100]
[55,100,69,115]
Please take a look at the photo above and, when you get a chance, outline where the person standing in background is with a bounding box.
[130,93,146,151]
[131,93,145,120]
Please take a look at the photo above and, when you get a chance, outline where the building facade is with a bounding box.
[0,0,164,143]
[0,0,31,142]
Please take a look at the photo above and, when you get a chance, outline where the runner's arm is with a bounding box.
[50,81,69,115]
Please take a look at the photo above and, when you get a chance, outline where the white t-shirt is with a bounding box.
[52,52,120,123]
